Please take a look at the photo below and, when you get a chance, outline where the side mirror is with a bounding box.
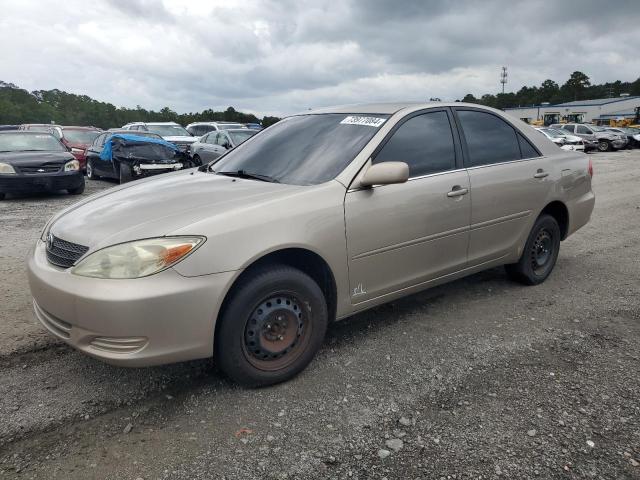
[223,142,232,149]
[360,162,409,187]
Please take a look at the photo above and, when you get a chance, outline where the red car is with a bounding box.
[58,127,102,172]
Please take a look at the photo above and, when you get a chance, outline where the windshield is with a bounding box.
[589,125,607,132]
[229,130,257,145]
[548,128,570,137]
[213,113,389,185]
[146,125,191,137]
[63,129,100,144]
[0,133,65,152]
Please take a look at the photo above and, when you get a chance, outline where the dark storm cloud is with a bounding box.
[0,0,638,117]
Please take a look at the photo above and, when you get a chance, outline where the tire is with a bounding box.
[119,163,132,184]
[192,154,202,166]
[597,140,611,152]
[0,193,5,200]
[505,214,561,286]
[67,181,85,195]
[86,160,99,180]
[215,265,328,387]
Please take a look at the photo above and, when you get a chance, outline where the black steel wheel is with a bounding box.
[215,265,328,387]
[505,214,561,285]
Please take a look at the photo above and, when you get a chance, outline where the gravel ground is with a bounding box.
[0,151,639,479]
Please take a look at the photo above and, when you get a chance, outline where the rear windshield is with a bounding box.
[63,129,101,144]
[0,133,65,152]
[229,130,257,145]
[213,113,389,185]
[146,125,191,137]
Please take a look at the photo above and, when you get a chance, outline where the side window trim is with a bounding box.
[451,107,541,168]
[370,108,461,178]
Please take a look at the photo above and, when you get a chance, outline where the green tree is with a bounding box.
[562,71,591,101]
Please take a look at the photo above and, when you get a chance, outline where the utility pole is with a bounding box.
[500,66,508,94]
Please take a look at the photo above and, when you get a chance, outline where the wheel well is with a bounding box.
[218,248,338,325]
[541,201,569,240]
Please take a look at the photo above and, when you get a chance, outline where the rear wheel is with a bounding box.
[119,163,132,184]
[192,154,202,166]
[597,140,611,152]
[505,214,561,285]
[215,265,328,387]
[86,160,99,180]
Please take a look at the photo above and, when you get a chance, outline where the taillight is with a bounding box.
[588,158,593,178]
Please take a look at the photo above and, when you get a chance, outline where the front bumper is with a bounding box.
[27,240,236,367]
[0,171,83,193]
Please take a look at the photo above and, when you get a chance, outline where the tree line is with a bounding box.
[2,72,639,129]
[458,71,640,110]
[0,81,281,128]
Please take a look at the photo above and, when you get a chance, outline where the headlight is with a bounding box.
[0,162,16,174]
[70,148,84,154]
[71,236,205,279]
[64,159,80,171]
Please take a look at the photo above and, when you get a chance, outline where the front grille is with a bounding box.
[46,235,89,268]
[18,165,61,174]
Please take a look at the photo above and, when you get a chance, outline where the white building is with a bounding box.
[504,95,640,125]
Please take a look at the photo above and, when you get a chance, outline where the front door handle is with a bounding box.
[533,169,549,179]
[447,186,469,198]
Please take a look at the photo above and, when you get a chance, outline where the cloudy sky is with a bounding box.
[0,0,638,117]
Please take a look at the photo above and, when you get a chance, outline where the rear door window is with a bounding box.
[456,110,521,167]
[373,110,456,177]
[517,133,540,159]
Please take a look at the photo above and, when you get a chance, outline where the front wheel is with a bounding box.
[505,214,561,285]
[597,140,610,152]
[215,265,328,387]
[86,160,99,180]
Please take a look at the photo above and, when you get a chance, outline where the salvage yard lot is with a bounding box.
[1,151,639,479]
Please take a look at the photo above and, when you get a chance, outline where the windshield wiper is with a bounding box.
[216,170,279,183]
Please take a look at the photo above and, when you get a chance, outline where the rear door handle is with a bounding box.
[533,169,549,179]
[447,186,469,198]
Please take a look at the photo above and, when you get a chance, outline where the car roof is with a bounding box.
[61,126,101,130]
[302,102,442,115]
[0,130,57,136]
[225,128,256,133]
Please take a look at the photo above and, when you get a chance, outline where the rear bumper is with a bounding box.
[0,171,84,193]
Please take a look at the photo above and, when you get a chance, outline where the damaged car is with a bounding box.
[86,133,186,183]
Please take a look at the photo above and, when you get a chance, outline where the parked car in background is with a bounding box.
[552,123,626,152]
[0,131,84,199]
[190,128,258,164]
[603,127,640,148]
[29,103,594,387]
[85,130,184,183]
[535,127,584,151]
[19,124,63,140]
[244,123,263,130]
[121,122,196,153]
[58,126,102,172]
[185,122,248,137]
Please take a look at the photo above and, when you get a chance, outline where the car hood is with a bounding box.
[0,150,74,166]
[49,170,307,250]
[163,135,197,143]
